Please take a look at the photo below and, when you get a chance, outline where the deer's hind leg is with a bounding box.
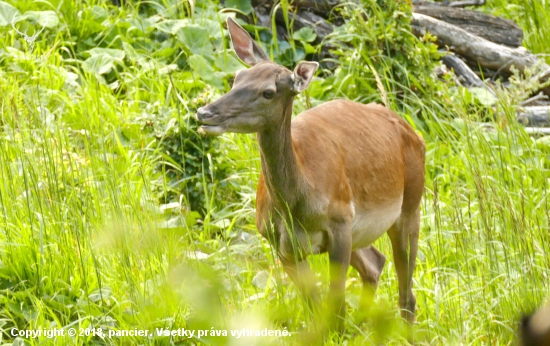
[350,245,386,304]
[388,207,420,324]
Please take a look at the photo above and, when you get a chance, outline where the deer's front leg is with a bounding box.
[327,219,352,333]
[280,257,321,311]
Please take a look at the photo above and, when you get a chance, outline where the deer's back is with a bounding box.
[290,99,425,214]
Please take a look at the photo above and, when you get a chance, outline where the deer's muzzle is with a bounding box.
[196,107,226,136]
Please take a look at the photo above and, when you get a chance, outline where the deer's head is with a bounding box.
[196,17,318,135]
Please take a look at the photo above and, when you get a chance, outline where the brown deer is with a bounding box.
[197,17,426,331]
[521,302,550,346]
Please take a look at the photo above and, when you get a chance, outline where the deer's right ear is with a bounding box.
[227,17,269,66]
[292,61,318,93]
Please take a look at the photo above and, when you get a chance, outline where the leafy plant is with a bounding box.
[318,0,441,110]
[0,0,549,345]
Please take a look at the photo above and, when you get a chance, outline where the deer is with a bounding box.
[196,17,426,332]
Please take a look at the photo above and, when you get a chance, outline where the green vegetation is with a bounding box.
[0,0,548,345]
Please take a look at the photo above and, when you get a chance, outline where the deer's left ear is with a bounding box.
[292,61,318,93]
[227,17,269,66]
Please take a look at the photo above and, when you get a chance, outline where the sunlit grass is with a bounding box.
[0,0,549,345]
[489,0,550,63]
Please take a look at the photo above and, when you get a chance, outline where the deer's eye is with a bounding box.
[263,90,275,99]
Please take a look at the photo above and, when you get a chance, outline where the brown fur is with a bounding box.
[197,17,426,331]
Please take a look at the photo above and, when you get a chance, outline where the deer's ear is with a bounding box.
[292,61,318,93]
[227,17,269,66]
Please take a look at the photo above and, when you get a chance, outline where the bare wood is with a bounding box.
[412,0,446,6]
[516,106,550,127]
[197,17,426,331]
[250,0,336,64]
[251,0,336,41]
[448,0,486,7]
[413,0,486,7]
[291,0,340,16]
[411,13,550,96]
[252,0,340,17]
[441,54,484,87]
[532,67,550,97]
[523,128,550,135]
[410,13,534,71]
[274,8,333,42]
[519,92,549,107]
[413,5,523,47]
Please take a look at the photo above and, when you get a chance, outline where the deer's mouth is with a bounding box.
[196,111,227,136]
[198,124,226,136]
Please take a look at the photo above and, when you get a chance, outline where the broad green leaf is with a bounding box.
[160,216,184,229]
[178,71,207,90]
[189,54,224,89]
[154,47,176,58]
[469,87,497,107]
[122,41,151,68]
[82,54,116,75]
[214,53,243,74]
[225,0,252,14]
[252,271,271,289]
[86,48,125,61]
[121,41,138,59]
[293,27,317,43]
[202,19,223,40]
[188,55,214,81]
[175,25,212,55]
[154,19,189,34]
[185,211,200,228]
[159,64,178,74]
[88,289,111,303]
[89,5,108,21]
[19,10,59,28]
[121,123,142,141]
[0,1,20,27]
[127,17,152,34]
[302,42,316,54]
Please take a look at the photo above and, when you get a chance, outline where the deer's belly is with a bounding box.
[351,198,403,250]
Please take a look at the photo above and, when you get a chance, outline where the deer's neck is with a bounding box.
[257,102,305,209]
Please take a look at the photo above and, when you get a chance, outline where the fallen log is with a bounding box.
[411,13,550,96]
[251,0,341,28]
[413,5,523,47]
[532,67,550,97]
[448,0,486,8]
[441,54,484,87]
[251,0,334,43]
[519,92,549,107]
[516,106,550,127]
[412,0,486,7]
[412,0,444,6]
[523,127,550,135]
[249,0,337,66]
[274,9,333,42]
[291,0,341,17]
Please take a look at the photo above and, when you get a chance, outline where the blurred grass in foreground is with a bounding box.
[0,0,549,345]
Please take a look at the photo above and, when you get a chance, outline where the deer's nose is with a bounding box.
[196,107,215,121]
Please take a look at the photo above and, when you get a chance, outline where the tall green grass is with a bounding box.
[490,0,550,62]
[0,0,549,345]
